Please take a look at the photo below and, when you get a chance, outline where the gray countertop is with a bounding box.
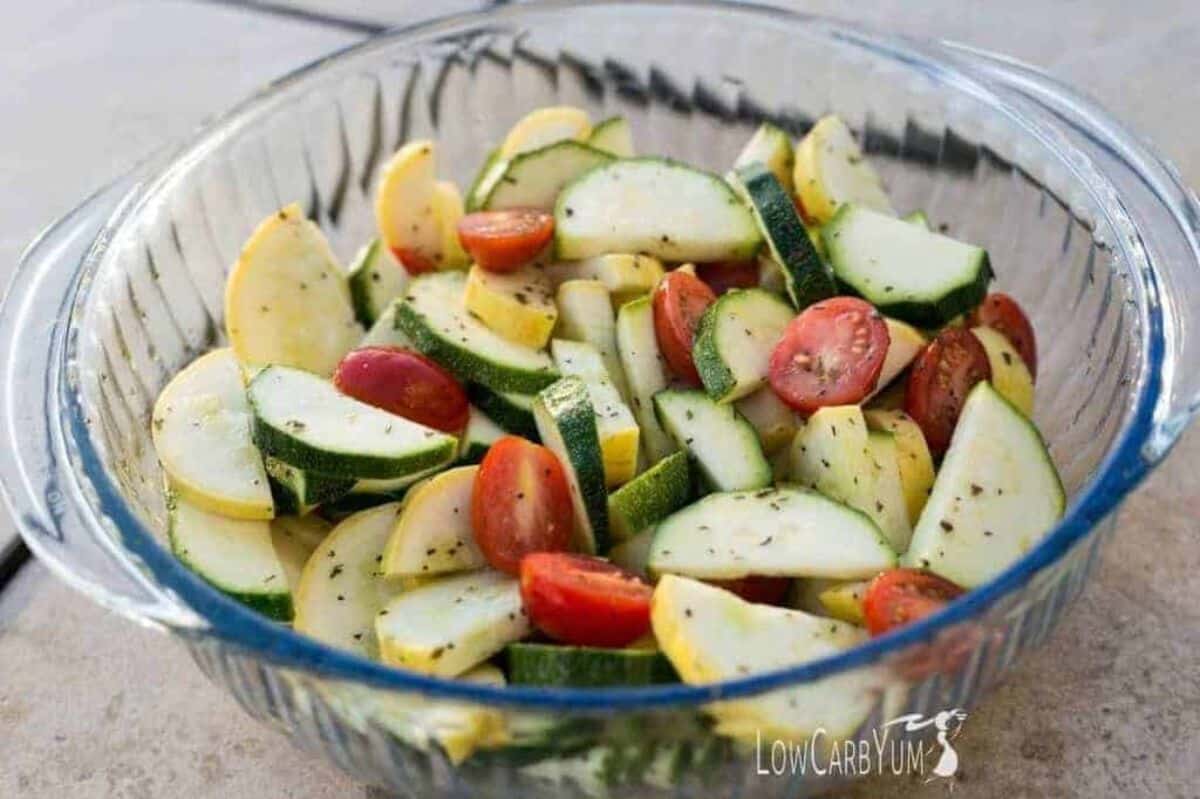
[1,2,1198,797]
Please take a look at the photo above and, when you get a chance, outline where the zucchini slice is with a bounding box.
[555,279,630,402]
[359,301,412,349]
[555,158,762,262]
[732,162,835,310]
[507,643,677,688]
[616,297,677,463]
[464,263,558,349]
[551,339,640,488]
[730,122,794,194]
[151,348,274,520]
[533,377,610,554]
[376,570,531,677]
[648,487,897,580]
[347,238,407,328]
[225,203,361,376]
[482,140,614,211]
[653,389,771,493]
[607,450,693,542]
[458,405,506,465]
[264,456,354,516]
[903,382,1064,588]
[692,287,795,403]
[167,487,291,621]
[293,502,404,657]
[381,465,487,578]
[465,383,539,441]
[652,575,882,743]
[823,203,992,327]
[465,146,506,212]
[794,115,894,224]
[396,271,559,394]
[587,115,634,157]
[248,365,458,480]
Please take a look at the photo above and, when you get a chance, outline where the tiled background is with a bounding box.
[1,2,1197,796]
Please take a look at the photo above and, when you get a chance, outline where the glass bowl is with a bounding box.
[3,2,1199,795]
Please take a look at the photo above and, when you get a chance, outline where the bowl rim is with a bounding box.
[52,0,1167,710]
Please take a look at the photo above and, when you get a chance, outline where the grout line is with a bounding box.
[0,539,32,593]
[187,0,389,35]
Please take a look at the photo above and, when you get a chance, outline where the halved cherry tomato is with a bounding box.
[904,327,992,456]
[767,296,889,413]
[862,568,965,637]
[456,208,554,273]
[695,260,759,295]
[519,553,652,647]
[653,270,717,386]
[708,576,791,606]
[472,437,574,575]
[333,346,468,432]
[968,292,1037,378]
[389,246,438,276]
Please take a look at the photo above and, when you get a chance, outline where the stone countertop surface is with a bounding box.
[1,2,1197,797]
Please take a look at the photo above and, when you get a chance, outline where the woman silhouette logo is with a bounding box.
[885,708,969,782]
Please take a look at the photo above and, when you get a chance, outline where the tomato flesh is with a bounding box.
[389,246,438,276]
[904,327,992,456]
[767,296,889,413]
[333,346,468,432]
[471,437,574,575]
[708,576,791,606]
[695,260,759,295]
[968,292,1037,378]
[457,209,554,273]
[652,270,717,386]
[862,568,965,637]
[519,553,653,647]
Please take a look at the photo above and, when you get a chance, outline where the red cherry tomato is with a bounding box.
[862,568,965,637]
[904,327,992,456]
[519,553,653,647]
[767,296,889,413]
[389,246,439,276]
[471,437,574,575]
[708,576,791,606]
[968,292,1037,378]
[456,209,554,273]
[333,346,468,432]
[695,260,759,295]
[653,270,717,385]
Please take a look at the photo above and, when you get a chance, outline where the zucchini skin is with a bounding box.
[691,305,737,402]
[833,257,993,328]
[607,450,694,541]
[394,294,559,395]
[507,643,679,687]
[264,457,354,515]
[251,412,455,480]
[734,162,835,310]
[536,377,611,553]
[466,383,540,440]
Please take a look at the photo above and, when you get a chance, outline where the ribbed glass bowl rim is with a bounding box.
[54,1,1167,710]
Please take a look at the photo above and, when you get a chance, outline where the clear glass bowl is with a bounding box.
[3,3,1200,796]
